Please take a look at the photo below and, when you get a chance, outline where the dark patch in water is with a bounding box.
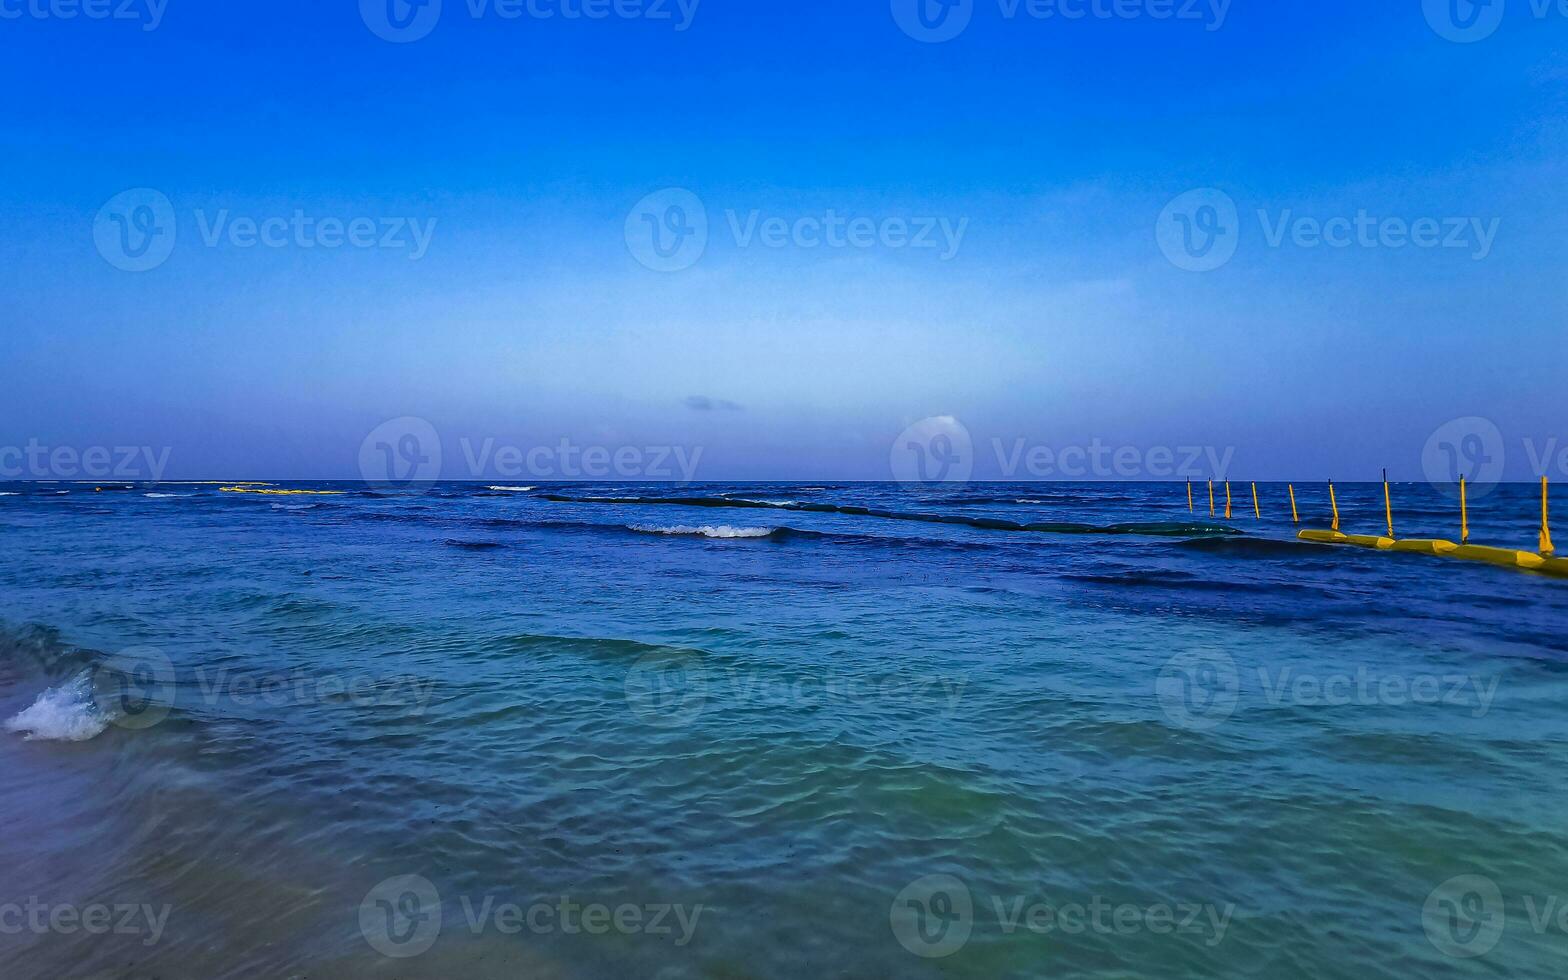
[544,494,1240,538]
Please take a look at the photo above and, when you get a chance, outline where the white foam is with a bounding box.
[5,672,111,742]
[732,499,797,507]
[145,493,193,499]
[271,503,318,511]
[630,524,776,539]
[487,486,537,492]
[0,492,17,496]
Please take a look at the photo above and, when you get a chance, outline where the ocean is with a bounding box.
[1,480,1565,978]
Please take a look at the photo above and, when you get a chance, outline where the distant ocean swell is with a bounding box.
[542,494,1241,538]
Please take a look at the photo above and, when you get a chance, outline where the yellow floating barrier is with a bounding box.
[1299,529,1568,576]
[219,487,344,496]
[1295,475,1567,578]
[1389,539,1459,556]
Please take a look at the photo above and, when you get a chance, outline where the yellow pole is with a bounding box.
[1329,481,1340,532]
[1251,482,1260,519]
[1543,476,1555,556]
[1383,469,1394,539]
[1208,479,1215,518]
[1460,476,1469,544]
[1225,482,1232,520]
[1187,479,1193,514]
[1289,484,1299,524]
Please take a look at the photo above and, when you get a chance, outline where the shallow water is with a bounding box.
[2,481,1566,978]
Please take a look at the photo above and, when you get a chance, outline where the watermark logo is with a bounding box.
[1155,649,1238,731]
[0,900,171,946]
[891,0,974,42]
[1423,874,1505,958]
[1424,0,1506,42]
[626,188,709,272]
[891,416,974,484]
[891,875,1235,959]
[94,188,177,273]
[361,875,444,958]
[460,436,703,481]
[360,417,444,488]
[361,0,443,42]
[1156,188,1239,272]
[0,0,168,30]
[1422,417,1505,501]
[0,441,172,481]
[624,650,708,727]
[891,874,974,958]
[1159,189,1500,270]
[91,646,176,731]
[992,439,1233,480]
[193,210,437,259]
[360,877,702,954]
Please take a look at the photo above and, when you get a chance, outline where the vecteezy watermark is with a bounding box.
[1158,651,1503,732]
[93,190,437,272]
[360,417,445,489]
[1156,188,1239,273]
[190,669,437,716]
[360,0,701,43]
[993,439,1234,480]
[357,418,707,486]
[624,650,968,728]
[624,188,969,272]
[891,416,974,484]
[358,875,704,959]
[625,188,708,272]
[1422,0,1507,43]
[91,647,177,731]
[1424,874,1506,958]
[0,441,172,481]
[1157,188,1502,271]
[1422,416,1507,500]
[0,899,171,946]
[1421,416,1568,499]
[0,0,168,30]
[891,0,1230,42]
[1425,874,1568,959]
[93,188,178,273]
[192,210,436,260]
[87,648,435,730]
[1256,667,1499,718]
[890,875,1235,959]
[460,437,704,481]
[1155,649,1240,731]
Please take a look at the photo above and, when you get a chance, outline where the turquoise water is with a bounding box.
[1,481,1566,978]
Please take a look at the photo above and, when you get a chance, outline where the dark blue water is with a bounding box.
[2,481,1566,978]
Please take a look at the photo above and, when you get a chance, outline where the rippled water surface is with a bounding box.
[2,481,1566,978]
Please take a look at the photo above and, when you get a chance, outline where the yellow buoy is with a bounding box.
[1543,476,1555,557]
[1383,469,1394,539]
[1460,475,1470,544]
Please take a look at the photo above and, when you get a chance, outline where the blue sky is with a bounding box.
[2,0,1565,481]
